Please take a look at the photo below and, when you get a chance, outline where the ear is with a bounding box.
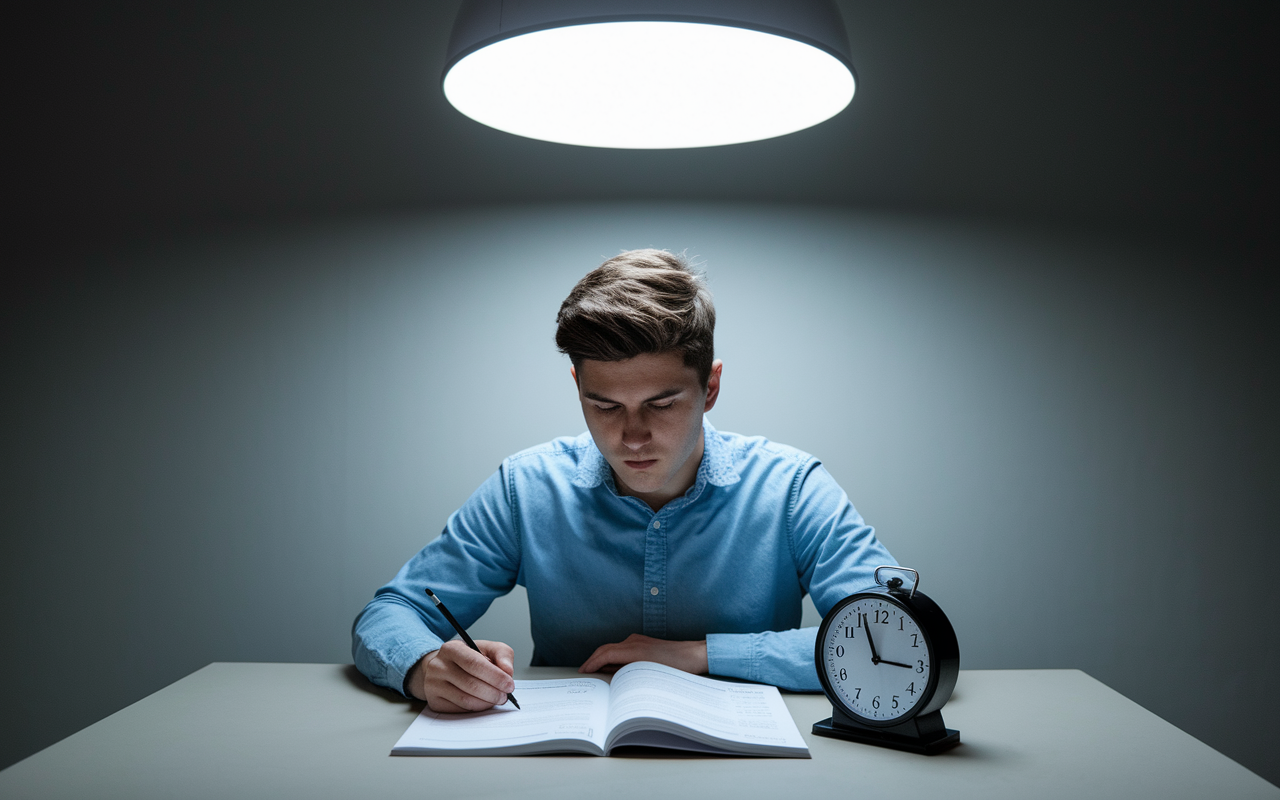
[703,360,723,413]
[570,365,578,386]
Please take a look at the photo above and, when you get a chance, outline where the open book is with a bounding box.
[391,661,810,758]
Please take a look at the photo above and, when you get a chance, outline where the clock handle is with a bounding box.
[874,566,920,599]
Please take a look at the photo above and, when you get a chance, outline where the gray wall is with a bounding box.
[2,204,1275,783]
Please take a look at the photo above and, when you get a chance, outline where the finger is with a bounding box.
[425,695,470,714]
[432,675,504,712]
[477,640,516,677]
[447,647,515,700]
[442,641,516,693]
[578,644,611,673]
[580,642,638,674]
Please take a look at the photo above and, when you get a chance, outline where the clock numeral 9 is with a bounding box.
[839,668,847,681]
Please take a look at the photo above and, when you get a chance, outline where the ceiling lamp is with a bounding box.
[441,0,857,149]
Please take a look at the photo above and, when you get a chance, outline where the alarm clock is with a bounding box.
[813,566,960,754]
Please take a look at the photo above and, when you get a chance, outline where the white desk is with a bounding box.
[1,664,1275,799]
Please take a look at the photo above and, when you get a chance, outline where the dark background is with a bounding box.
[5,0,1277,785]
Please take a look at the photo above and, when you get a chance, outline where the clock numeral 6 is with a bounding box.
[872,696,880,709]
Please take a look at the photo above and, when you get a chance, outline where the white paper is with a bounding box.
[391,678,610,754]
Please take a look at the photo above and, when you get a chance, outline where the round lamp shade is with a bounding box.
[442,0,856,149]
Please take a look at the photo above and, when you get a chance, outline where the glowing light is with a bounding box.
[443,21,855,149]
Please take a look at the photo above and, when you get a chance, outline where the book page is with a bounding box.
[391,677,610,755]
[603,662,808,756]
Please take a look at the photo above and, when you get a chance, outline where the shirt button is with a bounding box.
[650,586,660,596]
[653,520,661,529]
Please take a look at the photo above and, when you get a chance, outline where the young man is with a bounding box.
[352,249,895,712]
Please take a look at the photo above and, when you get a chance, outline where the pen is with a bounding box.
[424,587,520,709]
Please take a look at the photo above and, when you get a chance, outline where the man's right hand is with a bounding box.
[405,639,516,712]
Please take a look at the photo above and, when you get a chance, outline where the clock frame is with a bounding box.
[813,567,961,754]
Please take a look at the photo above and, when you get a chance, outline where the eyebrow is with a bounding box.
[584,388,684,405]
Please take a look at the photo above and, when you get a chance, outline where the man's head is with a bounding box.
[555,249,715,387]
[556,250,722,509]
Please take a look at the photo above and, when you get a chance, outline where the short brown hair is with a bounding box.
[555,249,716,385]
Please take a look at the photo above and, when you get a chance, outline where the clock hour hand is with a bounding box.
[862,613,881,664]
[879,659,913,668]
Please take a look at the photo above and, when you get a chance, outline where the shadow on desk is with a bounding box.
[341,665,423,710]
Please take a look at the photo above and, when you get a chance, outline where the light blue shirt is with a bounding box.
[352,419,895,694]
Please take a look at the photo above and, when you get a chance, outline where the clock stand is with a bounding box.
[813,706,960,755]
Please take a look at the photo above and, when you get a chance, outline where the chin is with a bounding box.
[617,468,668,493]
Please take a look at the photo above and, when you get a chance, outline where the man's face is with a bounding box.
[573,352,722,509]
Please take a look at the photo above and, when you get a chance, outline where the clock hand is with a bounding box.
[862,613,881,665]
[879,659,913,668]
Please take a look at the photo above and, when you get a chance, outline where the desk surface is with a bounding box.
[1,664,1275,800]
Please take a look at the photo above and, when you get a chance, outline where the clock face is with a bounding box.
[820,595,931,723]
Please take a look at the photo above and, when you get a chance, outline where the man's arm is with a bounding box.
[351,467,522,705]
[708,459,894,690]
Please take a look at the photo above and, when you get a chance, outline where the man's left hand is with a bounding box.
[578,634,709,675]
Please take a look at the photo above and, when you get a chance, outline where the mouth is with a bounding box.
[623,459,658,470]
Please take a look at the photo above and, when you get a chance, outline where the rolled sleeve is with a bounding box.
[708,628,823,692]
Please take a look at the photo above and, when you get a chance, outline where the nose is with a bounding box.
[620,410,651,451]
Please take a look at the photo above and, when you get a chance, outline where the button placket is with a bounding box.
[642,515,667,637]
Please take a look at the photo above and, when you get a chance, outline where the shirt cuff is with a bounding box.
[706,632,757,683]
[386,634,444,697]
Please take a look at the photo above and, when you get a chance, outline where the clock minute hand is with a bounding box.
[862,613,881,665]
[879,659,913,668]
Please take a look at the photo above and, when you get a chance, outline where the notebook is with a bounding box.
[391,661,810,758]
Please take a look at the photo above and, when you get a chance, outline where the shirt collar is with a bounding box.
[572,417,740,492]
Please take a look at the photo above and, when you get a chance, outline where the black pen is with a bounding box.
[424,587,520,709]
